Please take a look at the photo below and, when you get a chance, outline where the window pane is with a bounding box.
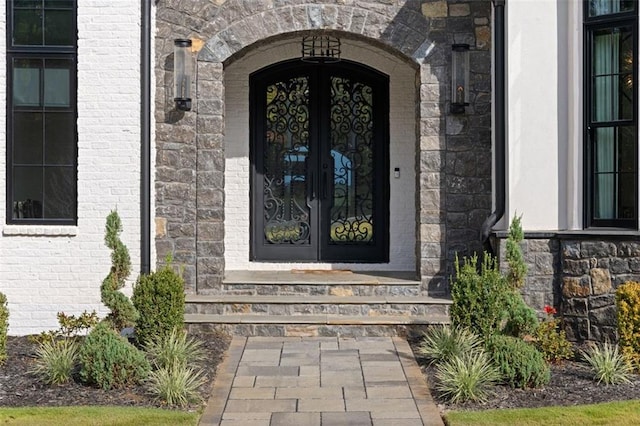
[13,8,43,45]
[44,166,75,219]
[593,126,637,220]
[13,166,44,219]
[44,60,71,106]
[592,26,634,122]
[13,59,41,106]
[44,9,74,46]
[588,0,635,17]
[45,112,74,164]
[14,112,43,164]
[14,1,42,7]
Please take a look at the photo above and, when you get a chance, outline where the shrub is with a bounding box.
[146,362,205,407]
[0,292,8,365]
[145,328,205,369]
[101,210,138,330]
[31,339,78,385]
[582,342,633,385]
[435,351,500,403]
[502,291,539,338]
[485,334,550,389]
[534,305,573,363]
[133,264,185,347]
[616,281,640,371]
[32,310,100,346]
[78,322,150,390]
[416,326,483,366]
[505,214,527,289]
[450,253,511,338]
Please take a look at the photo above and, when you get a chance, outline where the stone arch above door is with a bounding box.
[196,0,431,64]
[155,0,493,295]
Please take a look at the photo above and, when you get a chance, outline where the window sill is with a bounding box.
[2,225,78,237]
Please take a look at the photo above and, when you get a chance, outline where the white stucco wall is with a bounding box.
[506,0,562,230]
[224,39,417,271]
[0,1,147,335]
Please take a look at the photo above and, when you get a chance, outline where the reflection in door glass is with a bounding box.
[263,77,311,244]
[329,77,375,244]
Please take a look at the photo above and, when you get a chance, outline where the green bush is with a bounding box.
[616,281,640,371]
[505,214,527,289]
[0,292,8,365]
[502,292,539,338]
[416,326,483,366]
[101,210,138,330]
[79,322,150,390]
[133,265,185,347]
[145,328,205,369]
[146,361,205,407]
[485,334,550,389]
[582,342,633,385]
[435,351,500,403]
[31,339,78,385]
[534,306,574,363]
[450,253,511,338]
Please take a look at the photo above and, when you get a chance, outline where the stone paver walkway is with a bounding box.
[199,336,444,426]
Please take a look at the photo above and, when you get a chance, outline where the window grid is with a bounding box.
[6,0,77,224]
[584,1,638,229]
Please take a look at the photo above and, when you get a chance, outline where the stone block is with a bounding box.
[581,241,617,258]
[475,25,491,49]
[562,277,590,298]
[589,305,617,328]
[563,259,590,276]
[590,268,611,295]
[421,1,448,18]
[564,297,588,316]
[589,293,615,310]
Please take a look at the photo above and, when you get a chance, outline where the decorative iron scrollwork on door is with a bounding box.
[263,77,311,245]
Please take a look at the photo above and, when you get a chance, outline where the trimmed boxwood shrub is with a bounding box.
[79,322,150,390]
[132,265,185,347]
[485,334,550,389]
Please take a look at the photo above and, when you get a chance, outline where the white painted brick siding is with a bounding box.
[0,1,148,335]
[224,39,417,271]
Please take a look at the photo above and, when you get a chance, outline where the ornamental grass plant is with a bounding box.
[146,361,206,407]
[144,328,206,369]
[31,339,78,385]
[581,342,633,385]
[435,351,500,403]
[417,325,483,366]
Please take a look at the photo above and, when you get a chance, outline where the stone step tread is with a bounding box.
[184,313,449,325]
[223,271,419,286]
[186,294,451,305]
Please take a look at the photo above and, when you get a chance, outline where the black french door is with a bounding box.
[250,60,389,262]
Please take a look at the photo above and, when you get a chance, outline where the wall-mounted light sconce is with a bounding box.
[301,35,341,63]
[174,39,193,111]
[450,43,470,114]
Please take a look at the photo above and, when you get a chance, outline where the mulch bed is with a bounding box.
[0,332,230,410]
[408,338,640,413]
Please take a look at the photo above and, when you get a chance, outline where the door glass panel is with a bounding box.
[262,77,311,244]
[329,77,374,244]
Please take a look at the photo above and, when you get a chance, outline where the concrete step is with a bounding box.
[185,313,449,325]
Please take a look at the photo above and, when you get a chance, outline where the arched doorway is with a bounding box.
[250,60,389,262]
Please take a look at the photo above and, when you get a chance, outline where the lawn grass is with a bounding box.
[0,406,199,426]
[445,400,640,426]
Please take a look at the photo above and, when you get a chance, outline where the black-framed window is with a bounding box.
[7,0,77,224]
[584,0,638,228]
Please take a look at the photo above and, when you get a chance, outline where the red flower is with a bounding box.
[544,305,557,315]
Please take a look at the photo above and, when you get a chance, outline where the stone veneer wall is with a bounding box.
[496,234,640,343]
[561,238,640,342]
[155,0,492,295]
